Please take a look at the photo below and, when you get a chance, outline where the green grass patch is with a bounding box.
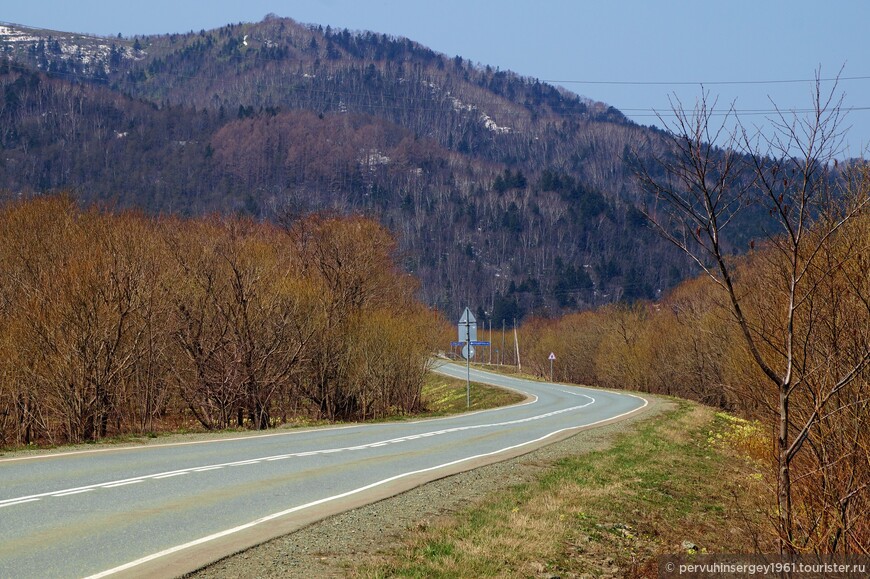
[351,400,771,578]
[419,371,525,416]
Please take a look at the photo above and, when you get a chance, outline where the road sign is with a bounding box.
[458,307,477,343]
[458,307,478,408]
[459,307,476,324]
[451,341,465,347]
[548,352,556,360]
[470,341,490,346]
[548,352,556,382]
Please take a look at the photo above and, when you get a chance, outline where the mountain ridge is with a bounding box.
[0,17,722,318]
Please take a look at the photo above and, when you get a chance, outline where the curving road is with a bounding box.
[0,362,647,578]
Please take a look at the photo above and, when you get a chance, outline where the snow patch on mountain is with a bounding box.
[0,23,143,74]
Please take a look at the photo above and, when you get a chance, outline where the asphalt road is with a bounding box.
[0,362,647,578]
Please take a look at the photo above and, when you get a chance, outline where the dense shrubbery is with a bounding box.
[0,196,442,446]
[521,207,869,553]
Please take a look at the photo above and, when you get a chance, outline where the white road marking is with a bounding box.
[153,472,189,479]
[0,498,39,508]
[557,388,593,396]
[0,423,364,464]
[102,480,144,488]
[51,488,95,497]
[226,459,262,466]
[85,393,648,579]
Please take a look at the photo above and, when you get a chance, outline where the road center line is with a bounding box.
[0,498,39,508]
[102,480,144,488]
[52,488,96,497]
[0,394,595,509]
[153,472,189,479]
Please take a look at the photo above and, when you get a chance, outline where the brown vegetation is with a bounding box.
[521,148,869,553]
[0,196,443,447]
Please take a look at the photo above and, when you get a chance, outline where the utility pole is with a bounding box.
[488,319,492,365]
[501,320,505,366]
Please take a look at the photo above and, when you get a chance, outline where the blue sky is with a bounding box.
[3,0,869,156]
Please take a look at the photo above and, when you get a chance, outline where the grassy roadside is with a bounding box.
[419,370,526,416]
[349,400,771,578]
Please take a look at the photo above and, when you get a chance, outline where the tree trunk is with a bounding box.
[778,386,793,554]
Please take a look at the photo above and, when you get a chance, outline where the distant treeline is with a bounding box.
[0,196,443,446]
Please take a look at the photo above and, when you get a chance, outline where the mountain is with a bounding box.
[0,17,727,319]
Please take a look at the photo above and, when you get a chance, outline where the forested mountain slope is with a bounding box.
[0,17,752,318]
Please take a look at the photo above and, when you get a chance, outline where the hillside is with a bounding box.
[0,17,736,318]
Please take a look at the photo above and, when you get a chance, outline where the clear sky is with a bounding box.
[3,0,869,157]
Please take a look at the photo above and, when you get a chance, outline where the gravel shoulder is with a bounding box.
[187,394,669,579]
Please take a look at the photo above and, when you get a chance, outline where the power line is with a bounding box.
[543,75,870,86]
[623,106,870,118]
[12,61,869,121]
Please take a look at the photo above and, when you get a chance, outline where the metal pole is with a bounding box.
[465,316,470,408]
[501,320,505,366]
[550,358,553,382]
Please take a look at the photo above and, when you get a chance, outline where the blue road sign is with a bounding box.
[470,341,491,346]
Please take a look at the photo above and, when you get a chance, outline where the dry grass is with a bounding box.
[418,372,526,416]
[350,400,772,578]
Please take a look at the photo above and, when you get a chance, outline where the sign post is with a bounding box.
[548,352,556,382]
[458,307,476,408]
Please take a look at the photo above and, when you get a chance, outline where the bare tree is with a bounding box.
[634,74,869,553]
